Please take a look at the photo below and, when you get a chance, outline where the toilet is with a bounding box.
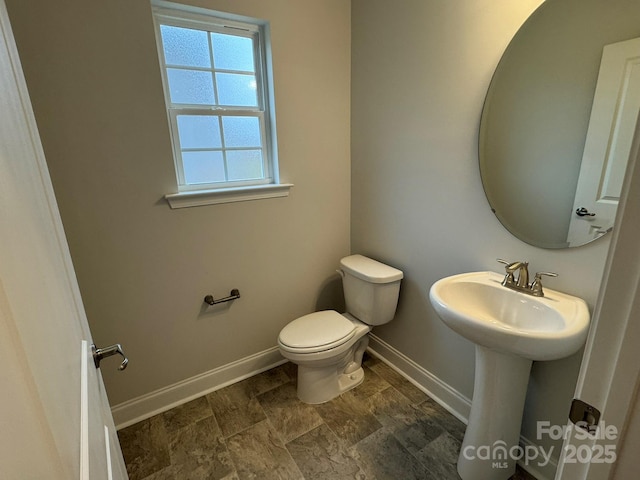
[278,254,403,404]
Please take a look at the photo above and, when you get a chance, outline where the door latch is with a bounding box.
[92,343,128,371]
[569,398,601,434]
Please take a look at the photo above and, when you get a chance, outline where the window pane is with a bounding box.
[211,33,255,72]
[182,151,225,184]
[216,73,257,106]
[177,115,222,149]
[222,117,261,148]
[167,69,215,105]
[160,25,211,68]
[226,150,264,181]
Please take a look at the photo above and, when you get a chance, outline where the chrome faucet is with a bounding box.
[506,260,529,288]
[497,259,557,297]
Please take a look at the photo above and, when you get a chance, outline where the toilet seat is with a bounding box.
[278,311,356,354]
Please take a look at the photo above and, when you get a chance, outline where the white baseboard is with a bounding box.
[367,333,556,480]
[111,346,286,430]
[367,333,472,424]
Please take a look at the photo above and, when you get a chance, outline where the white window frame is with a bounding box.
[152,1,291,207]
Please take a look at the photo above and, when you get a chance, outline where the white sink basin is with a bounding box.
[429,271,590,480]
[429,271,590,361]
[429,272,589,480]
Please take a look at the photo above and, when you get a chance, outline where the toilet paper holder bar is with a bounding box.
[204,289,241,305]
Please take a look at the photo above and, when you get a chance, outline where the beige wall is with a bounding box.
[6,0,351,405]
[351,0,612,468]
[7,0,628,471]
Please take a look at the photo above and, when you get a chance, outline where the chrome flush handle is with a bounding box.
[92,343,129,371]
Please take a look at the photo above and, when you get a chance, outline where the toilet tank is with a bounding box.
[339,255,403,326]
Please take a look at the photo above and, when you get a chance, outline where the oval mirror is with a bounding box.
[479,0,640,248]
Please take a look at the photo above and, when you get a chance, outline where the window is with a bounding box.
[152,2,290,207]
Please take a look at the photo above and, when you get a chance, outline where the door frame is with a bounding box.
[556,113,640,479]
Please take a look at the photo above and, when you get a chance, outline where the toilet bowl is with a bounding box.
[278,254,403,404]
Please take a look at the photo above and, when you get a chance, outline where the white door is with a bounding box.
[567,37,640,245]
[0,1,127,478]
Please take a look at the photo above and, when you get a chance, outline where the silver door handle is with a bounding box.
[576,207,596,217]
[92,343,128,371]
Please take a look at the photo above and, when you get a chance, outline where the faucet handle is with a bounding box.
[534,271,558,280]
[531,271,558,297]
[497,258,516,285]
[497,258,525,271]
[497,258,514,272]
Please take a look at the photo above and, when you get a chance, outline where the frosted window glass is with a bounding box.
[160,25,211,68]
[226,150,264,181]
[177,116,222,149]
[211,33,255,72]
[182,151,225,184]
[222,117,261,148]
[167,69,215,105]
[216,73,257,106]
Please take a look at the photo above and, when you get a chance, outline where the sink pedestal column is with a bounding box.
[458,345,533,480]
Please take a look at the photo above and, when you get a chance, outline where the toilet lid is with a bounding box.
[279,311,356,352]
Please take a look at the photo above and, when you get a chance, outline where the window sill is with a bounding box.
[165,183,293,209]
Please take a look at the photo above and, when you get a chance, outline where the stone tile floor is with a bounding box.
[118,353,537,480]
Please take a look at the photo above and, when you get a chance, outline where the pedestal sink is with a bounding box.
[429,271,590,480]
